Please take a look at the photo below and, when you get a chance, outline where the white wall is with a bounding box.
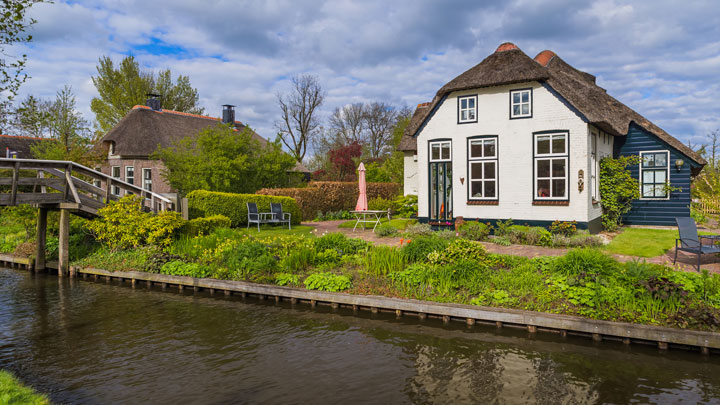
[416,82,593,223]
[403,151,419,195]
[588,126,615,222]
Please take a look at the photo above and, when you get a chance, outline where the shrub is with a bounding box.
[85,195,185,250]
[304,272,352,291]
[183,215,232,236]
[552,248,619,278]
[427,239,487,265]
[402,236,449,263]
[494,219,513,236]
[374,223,398,237]
[160,260,213,278]
[314,210,353,221]
[314,233,367,256]
[389,263,434,287]
[404,223,433,237]
[280,246,316,273]
[187,190,301,227]
[363,246,406,275]
[435,229,457,240]
[492,236,511,246]
[393,194,418,217]
[368,197,393,211]
[275,273,299,286]
[549,220,577,236]
[458,221,490,241]
[599,156,641,231]
[145,251,185,273]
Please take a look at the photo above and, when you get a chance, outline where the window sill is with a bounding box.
[533,200,569,206]
[467,200,498,205]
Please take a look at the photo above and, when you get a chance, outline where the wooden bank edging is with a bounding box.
[71,266,718,354]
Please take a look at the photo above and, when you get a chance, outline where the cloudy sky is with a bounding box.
[9,0,720,150]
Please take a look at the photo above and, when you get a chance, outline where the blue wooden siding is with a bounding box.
[615,123,699,226]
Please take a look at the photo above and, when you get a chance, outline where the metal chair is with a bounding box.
[247,202,262,231]
[270,202,291,230]
[674,217,720,270]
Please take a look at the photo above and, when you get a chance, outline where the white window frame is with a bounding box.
[510,89,532,119]
[639,150,670,200]
[429,141,452,162]
[591,129,598,201]
[457,95,477,124]
[533,132,569,200]
[111,166,121,196]
[468,137,498,200]
[142,168,153,192]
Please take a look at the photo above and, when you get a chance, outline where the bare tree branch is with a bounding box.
[364,101,397,159]
[275,74,325,163]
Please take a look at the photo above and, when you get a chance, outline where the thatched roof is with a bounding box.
[101,105,309,172]
[399,43,705,165]
[0,134,47,158]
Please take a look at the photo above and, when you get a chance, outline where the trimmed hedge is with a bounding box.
[182,214,232,236]
[257,181,401,220]
[187,190,301,227]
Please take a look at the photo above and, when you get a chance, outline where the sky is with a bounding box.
[8,0,720,151]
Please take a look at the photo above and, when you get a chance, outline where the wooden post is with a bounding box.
[466,318,475,326]
[35,208,48,272]
[10,161,20,205]
[58,209,70,276]
[442,315,450,324]
[527,325,537,333]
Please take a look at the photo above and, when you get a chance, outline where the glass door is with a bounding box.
[429,141,452,223]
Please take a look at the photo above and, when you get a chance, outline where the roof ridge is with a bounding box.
[131,105,243,126]
[0,134,47,140]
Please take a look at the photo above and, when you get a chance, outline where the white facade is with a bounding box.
[413,81,607,228]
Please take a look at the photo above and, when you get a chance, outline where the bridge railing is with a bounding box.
[0,158,173,214]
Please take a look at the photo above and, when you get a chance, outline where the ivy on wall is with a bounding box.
[599,156,640,231]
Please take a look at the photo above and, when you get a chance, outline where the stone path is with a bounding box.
[303,221,720,273]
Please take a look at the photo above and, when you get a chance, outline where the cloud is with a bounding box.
[5,0,720,148]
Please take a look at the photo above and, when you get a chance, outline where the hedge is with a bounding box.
[182,214,232,236]
[187,190,302,227]
[257,181,401,220]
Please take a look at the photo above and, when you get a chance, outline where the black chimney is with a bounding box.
[146,93,162,111]
[222,104,235,125]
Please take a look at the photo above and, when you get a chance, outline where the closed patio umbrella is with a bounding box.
[355,162,368,211]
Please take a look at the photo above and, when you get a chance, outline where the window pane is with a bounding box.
[552,159,565,177]
[484,181,496,198]
[468,98,475,108]
[431,144,440,160]
[655,153,667,167]
[552,136,566,154]
[112,167,120,177]
[441,144,450,160]
[643,170,654,183]
[484,161,496,179]
[513,105,520,116]
[460,110,467,121]
[537,136,550,154]
[468,109,476,120]
[471,162,482,179]
[537,159,550,177]
[483,139,496,157]
[552,180,566,197]
[642,184,654,197]
[460,98,467,109]
[513,92,520,103]
[522,92,529,103]
[521,104,529,115]
[470,141,483,158]
[471,181,483,198]
[655,170,666,184]
[656,186,667,197]
[537,180,551,197]
[643,154,654,167]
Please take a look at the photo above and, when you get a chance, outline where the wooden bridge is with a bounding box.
[0,158,173,274]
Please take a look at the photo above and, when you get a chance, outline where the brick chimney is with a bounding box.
[222,104,235,125]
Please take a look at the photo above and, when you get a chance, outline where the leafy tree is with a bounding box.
[90,55,204,133]
[327,142,362,181]
[0,0,45,102]
[153,124,296,195]
[13,95,52,137]
[275,74,325,163]
[599,155,640,231]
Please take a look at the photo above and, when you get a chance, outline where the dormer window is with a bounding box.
[109,141,116,155]
[510,89,532,119]
[457,95,477,124]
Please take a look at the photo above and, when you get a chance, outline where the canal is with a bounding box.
[1,267,719,404]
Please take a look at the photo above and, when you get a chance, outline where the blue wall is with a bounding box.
[615,123,699,226]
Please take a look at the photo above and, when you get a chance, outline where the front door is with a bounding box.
[429,141,452,223]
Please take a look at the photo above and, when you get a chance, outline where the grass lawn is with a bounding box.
[237,224,316,238]
[337,218,415,230]
[0,370,49,405]
[604,227,717,258]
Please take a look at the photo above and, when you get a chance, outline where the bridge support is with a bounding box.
[35,208,48,272]
[58,208,70,276]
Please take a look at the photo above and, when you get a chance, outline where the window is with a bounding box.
[109,142,116,155]
[111,166,121,196]
[457,95,477,123]
[510,89,532,119]
[468,137,498,200]
[534,132,568,200]
[429,141,451,162]
[640,151,669,198]
[143,168,152,192]
[125,166,134,185]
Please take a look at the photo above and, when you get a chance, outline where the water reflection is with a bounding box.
[1,268,719,404]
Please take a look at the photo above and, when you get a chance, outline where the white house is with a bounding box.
[398,43,705,232]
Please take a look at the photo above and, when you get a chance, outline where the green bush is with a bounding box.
[368,197,393,211]
[160,260,212,278]
[507,226,552,246]
[393,194,418,217]
[552,248,619,278]
[275,272,299,286]
[389,263,434,287]
[304,272,352,291]
[459,221,490,241]
[374,223,398,237]
[427,239,487,265]
[403,223,433,237]
[549,220,577,236]
[183,214,232,236]
[280,246,316,273]
[402,236,449,263]
[314,232,367,256]
[314,210,353,221]
[187,190,301,227]
[363,246,406,275]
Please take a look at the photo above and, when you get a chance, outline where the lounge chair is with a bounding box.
[270,202,291,230]
[674,217,720,270]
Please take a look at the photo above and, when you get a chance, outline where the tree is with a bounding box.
[90,55,204,133]
[1,0,45,103]
[275,74,325,163]
[329,103,366,145]
[13,95,51,137]
[364,101,398,158]
[153,124,296,195]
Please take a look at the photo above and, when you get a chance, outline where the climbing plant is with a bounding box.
[599,156,640,231]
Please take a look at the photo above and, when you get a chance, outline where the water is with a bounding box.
[1,268,719,404]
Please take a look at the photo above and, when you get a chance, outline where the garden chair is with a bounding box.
[674,217,720,270]
[270,202,291,230]
[247,202,271,231]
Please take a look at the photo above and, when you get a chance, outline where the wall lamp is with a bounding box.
[675,159,684,171]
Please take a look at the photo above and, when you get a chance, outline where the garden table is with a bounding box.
[350,210,387,232]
